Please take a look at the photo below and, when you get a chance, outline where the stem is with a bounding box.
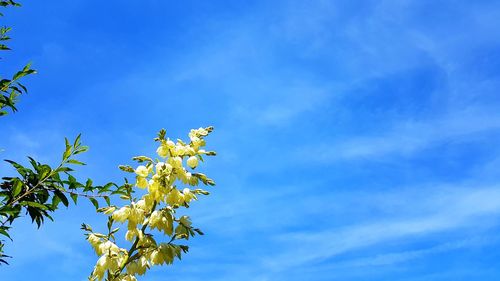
[6,160,67,207]
[56,189,109,200]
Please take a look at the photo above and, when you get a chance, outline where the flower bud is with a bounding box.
[187,156,198,169]
[135,165,149,178]
[156,145,169,158]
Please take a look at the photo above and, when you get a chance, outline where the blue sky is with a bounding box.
[1,0,500,280]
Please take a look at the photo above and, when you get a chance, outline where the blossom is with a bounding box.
[135,165,149,178]
[112,206,130,222]
[85,127,216,280]
[136,176,148,189]
[187,156,198,169]
[156,145,169,158]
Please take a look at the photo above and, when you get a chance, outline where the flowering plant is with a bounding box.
[83,127,216,281]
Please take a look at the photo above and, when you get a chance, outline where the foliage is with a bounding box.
[0,2,126,265]
[0,0,36,117]
[83,127,216,281]
[0,4,219,279]
[0,135,131,264]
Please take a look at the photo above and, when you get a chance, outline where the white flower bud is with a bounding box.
[156,145,169,158]
[187,156,198,169]
[135,165,149,178]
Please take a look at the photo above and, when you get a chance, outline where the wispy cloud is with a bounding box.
[339,235,497,268]
[296,109,500,163]
[263,185,500,272]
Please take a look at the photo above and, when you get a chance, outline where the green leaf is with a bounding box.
[51,194,61,209]
[73,133,81,147]
[74,145,89,155]
[193,228,204,235]
[155,128,166,142]
[89,198,99,210]
[0,205,21,217]
[62,138,71,160]
[55,166,73,172]
[104,196,110,206]
[132,156,153,163]
[38,164,51,180]
[0,228,11,240]
[22,201,49,210]
[70,193,78,204]
[67,159,85,165]
[205,151,217,156]
[118,165,134,173]
[53,189,69,207]
[27,156,38,170]
[11,179,22,197]
[85,178,93,189]
[80,223,92,232]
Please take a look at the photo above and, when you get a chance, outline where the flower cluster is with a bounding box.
[83,127,216,281]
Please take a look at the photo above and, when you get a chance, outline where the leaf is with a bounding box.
[193,228,204,235]
[179,245,189,253]
[55,166,73,172]
[132,156,153,163]
[70,193,78,204]
[27,156,38,170]
[11,179,22,197]
[37,164,51,180]
[85,178,93,188]
[73,133,81,147]
[205,151,217,156]
[53,189,69,207]
[16,82,27,93]
[80,223,92,232]
[154,128,166,141]
[0,205,21,217]
[62,140,71,160]
[74,145,89,155]
[67,159,85,165]
[118,165,134,173]
[51,193,61,209]
[0,228,11,240]
[103,196,110,206]
[22,201,49,210]
[89,198,99,210]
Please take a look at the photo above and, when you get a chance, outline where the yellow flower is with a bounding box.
[150,250,164,265]
[168,156,183,168]
[87,233,101,254]
[166,188,181,206]
[86,127,217,280]
[187,156,198,169]
[98,240,119,255]
[156,145,169,158]
[183,188,196,203]
[125,228,142,242]
[122,274,138,281]
[136,176,148,189]
[135,165,149,178]
[197,127,209,136]
[112,206,130,222]
[166,139,175,148]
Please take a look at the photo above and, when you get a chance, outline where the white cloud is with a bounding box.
[339,235,497,268]
[262,186,500,272]
[297,109,500,163]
